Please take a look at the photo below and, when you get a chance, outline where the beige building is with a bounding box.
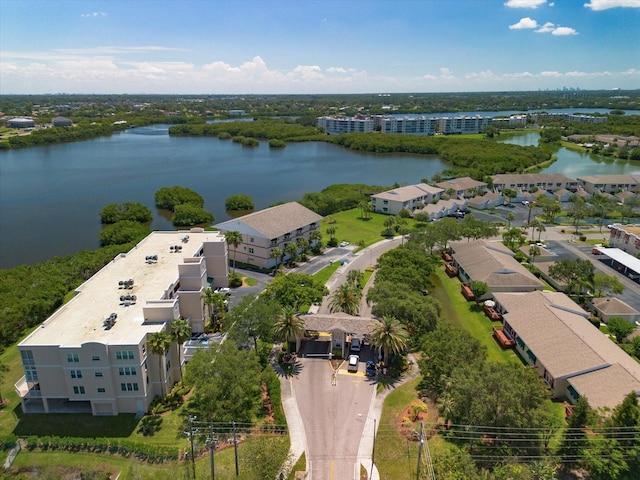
[16,229,228,416]
[609,224,640,257]
[213,202,323,270]
[450,240,544,294]
[495,291,640,410]
[492,173,577,193]
[435,176,487,198]
[371,183,444,215]
[591,297,640,324]
[577,174,640,194]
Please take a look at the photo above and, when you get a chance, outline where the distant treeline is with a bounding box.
[169,119,321,141]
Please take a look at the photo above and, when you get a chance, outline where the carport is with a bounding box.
[594,247,640,280]
[300,313,377,358]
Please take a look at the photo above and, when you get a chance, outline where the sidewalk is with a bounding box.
[357,354,421,480]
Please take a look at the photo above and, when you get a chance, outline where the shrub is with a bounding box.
[99,221,150,246]
[155,186,204,210]
[327,237,338,247]
[172,203,214,226]
[99,202,152,224]
[268,139,286,148]
[229,273,243,288]
[225,194,255,211]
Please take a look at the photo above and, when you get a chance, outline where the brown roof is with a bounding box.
[592,297,639,316]
[435,176,486,191]
[567,364,640,410]
[301,313,377,338]
[214,202,322,239]
[450,240,543,290]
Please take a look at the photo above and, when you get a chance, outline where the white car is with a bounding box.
[215,287,231,295]
[339,241,350,247]
[347,354,359,373]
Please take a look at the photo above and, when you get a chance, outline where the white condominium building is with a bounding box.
[16,229,228,416]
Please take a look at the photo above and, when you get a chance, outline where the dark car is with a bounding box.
[365,360,377,377]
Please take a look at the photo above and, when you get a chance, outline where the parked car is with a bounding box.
[365,360,377,377]
[215,287,231,296]
[339,241,350,247]
[350,337,361,352]
[347,354,359,373]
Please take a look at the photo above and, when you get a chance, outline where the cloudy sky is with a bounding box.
[1,0,639,94]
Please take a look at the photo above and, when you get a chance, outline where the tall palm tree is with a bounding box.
[369,316,409,367]
[506,212,515,230]
[272,306,306,354]
[329,283,362,316]
[309,229,322,247]
[201,287,216,322]
[148,331,173,397]
[270,247,283,271]
[296,237,309,254]
[529,244,541,264]
[170,318,192,380]
[285,242,299,266]
[224,230,243,274]
[346,269,364,287]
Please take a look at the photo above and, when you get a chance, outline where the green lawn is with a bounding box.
[322,209,418,249]
[430,269,521,365]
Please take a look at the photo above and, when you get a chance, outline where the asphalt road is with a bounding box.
[295,345,377,480]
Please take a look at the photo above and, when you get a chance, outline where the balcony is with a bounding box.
[15,376,42,398]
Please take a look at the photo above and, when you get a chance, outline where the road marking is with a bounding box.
[330,460,334,479]
[337,369,365,377]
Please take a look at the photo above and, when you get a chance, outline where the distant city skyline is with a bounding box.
[1,0,639,95]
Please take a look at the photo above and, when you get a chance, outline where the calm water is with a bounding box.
[3,120,640,269]
[0,126,446,268]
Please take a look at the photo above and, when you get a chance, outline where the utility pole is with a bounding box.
[188,416,197,480]
[233,420,239,476]
[207,425,217,480]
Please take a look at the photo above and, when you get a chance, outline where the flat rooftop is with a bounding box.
[21,230,225,348]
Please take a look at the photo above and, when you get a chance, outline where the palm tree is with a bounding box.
[201,287,217,322]
[326,225,337,241]
[285,242,299,266]
[270,247,283,270]
[529,219,542,242]
[170,318,191,380]
[272,306,306,355]
[148,331,173,397]
[310,229,322,247]
[529,244,541,264]
[329,283,362,316]
[369,315,409,368]
[346,269,364,287]
[536,222,546,242]
[506,212,515,230]
[296,237,309,254]
[224,230,243,274]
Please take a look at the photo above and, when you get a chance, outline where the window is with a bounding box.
[21,350,35,366]
[73,386,85,395]
[116,350,135,360]
[119,366,137,376]
[248,247,254,254]
[67,353,80,363]
[97,388,106,393]
[284,233,290,240]
[70,370,82,379]
[95,372,103,378]
[250,237,254,242]
[25,366,38,382]
[92,355,100,361]
[120,382,139,392]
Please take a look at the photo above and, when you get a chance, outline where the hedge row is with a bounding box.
[24,435,179,463]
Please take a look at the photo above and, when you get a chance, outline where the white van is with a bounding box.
[350,337,361,352]
[347,354,359,373]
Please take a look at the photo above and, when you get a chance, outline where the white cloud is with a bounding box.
[504,0,547,8]
[509,17,539,29]
[80,12,107,18]
[552,26,579,35]
[584,0,640,10]
[535,22,556,32]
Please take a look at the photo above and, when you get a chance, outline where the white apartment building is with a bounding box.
[379,116,437,135]
[436,116,492,135]
[316,116,374,135]
[371,183,444,215]
[16,229,228,416]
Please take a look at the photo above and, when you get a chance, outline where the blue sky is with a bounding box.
[1,0,639,94]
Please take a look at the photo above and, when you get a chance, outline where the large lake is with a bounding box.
[2,114,639,269]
